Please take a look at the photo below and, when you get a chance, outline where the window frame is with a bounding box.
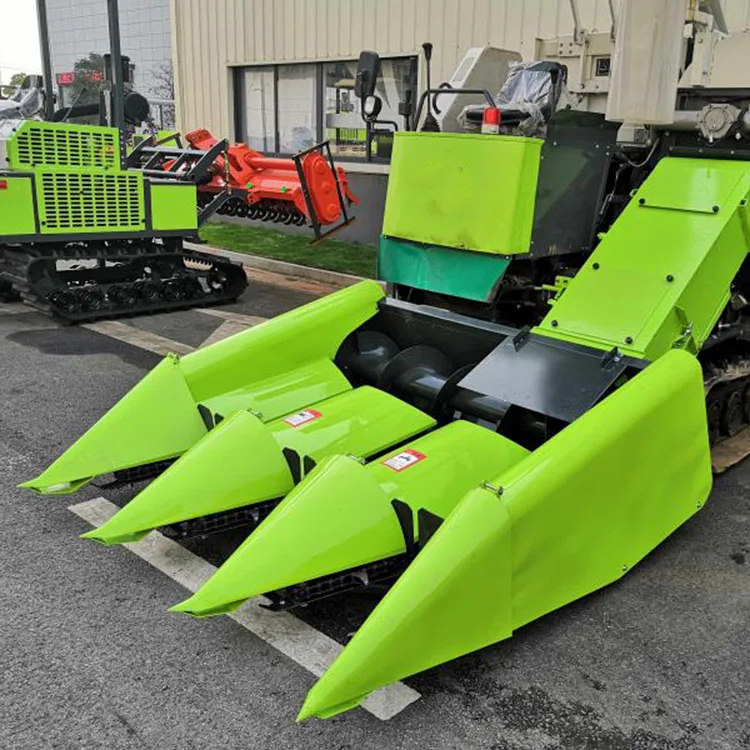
[232,55,418,164]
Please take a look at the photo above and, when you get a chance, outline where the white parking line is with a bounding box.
[84,313,266,354]
[83,320,195,356]
[199,319,261,348]
[197,308,267,327]
[0,302,32,315]
[68,497,421,721]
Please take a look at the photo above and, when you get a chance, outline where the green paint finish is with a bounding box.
[536,158,750,360]
[173,420,528,618]
[382,131,541,255]
[34,169,146,235]
[268,385,435,463]
[23,281,385,494]
[300,350,711,719]
[180,280,383,403]
[5,120,121,172]
[3,121,195,237]
[0,176,37,236]
[150,183,198,231]
[83,386,436,546]
[378,236,510,302]
[82,410,295,546]
[21,355,208,494]
[200,359,351,423]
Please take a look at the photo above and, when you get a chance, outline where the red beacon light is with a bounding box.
[481,106,501,135]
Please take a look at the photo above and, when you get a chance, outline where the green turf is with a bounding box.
[199,222,376,278]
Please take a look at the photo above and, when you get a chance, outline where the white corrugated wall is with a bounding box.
[171,0,750,136]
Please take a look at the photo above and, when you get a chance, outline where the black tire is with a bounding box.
[722,388,745,437]
[707,394,723,446]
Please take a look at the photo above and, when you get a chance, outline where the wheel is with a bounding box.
[107,284,137,307]
[161,279,186,302]
[742,383,750,423]
[133,279,161,301]
[722,388,745,437]
[79,286,105,312]
[48,289,81,315]
[706,394,723,446]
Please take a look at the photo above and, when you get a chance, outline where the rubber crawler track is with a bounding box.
[0,240,248,323]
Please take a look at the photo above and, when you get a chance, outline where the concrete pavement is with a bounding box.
[1,274,748,749]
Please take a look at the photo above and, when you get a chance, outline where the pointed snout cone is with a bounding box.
[172,421,529,618]
[298,485,512,720]
[81,411,294,545]
[171,454,404,617]
[80,386,435,546]
[21,355,207,495]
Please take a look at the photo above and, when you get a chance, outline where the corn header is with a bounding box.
[23,0,750,722]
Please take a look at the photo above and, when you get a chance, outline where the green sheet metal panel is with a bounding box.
[150,183,198,231]
[535,158,750,360]
[172,420,529,618]
[35,169,146,235]
[0,176,36,236]
[23,281,385,494]
[82,386,437,546]
[298,350,711,720]
[378,236,510,301]
[382,132,542,254]
[6,120,120,173]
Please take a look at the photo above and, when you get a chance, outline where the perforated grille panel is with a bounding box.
[39,172,143,232]
[12,123,118,170]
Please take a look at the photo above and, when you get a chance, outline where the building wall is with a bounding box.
[171,0,750,246]
[172,0,750,137]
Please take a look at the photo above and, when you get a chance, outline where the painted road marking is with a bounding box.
[197,308,267,326]
[85,314,267,354]
[199,319,263,348]
[69,497,421,721]
[83,320,194,357]
[0,302,32,315]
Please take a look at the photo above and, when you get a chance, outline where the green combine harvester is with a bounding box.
[0,119,247,321]
[22,1,750,721]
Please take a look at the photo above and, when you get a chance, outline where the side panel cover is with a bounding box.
[535,158,750,360]
[383,132,541,254]
[299,350,711,719]
[0,176,36,236]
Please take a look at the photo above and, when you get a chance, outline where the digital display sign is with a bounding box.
[56,70,105,86]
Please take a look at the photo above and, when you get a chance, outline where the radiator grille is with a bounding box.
[13,124,118,170]
[40,172,143,231]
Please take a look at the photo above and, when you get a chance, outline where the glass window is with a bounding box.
[238,66,275,152]
[235,57,416,161]
[323,58,416,160]
[278,64,317,154]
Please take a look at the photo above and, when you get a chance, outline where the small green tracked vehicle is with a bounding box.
[0,119,246,321]
[23,1,750,722]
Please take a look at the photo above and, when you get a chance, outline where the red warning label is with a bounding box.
[382,449,427,472]
[283,409,322,428]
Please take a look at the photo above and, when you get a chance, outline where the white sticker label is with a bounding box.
[382,449,427,472]
[283,409,322,428]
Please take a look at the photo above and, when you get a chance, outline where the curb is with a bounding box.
[184,241,375,289]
